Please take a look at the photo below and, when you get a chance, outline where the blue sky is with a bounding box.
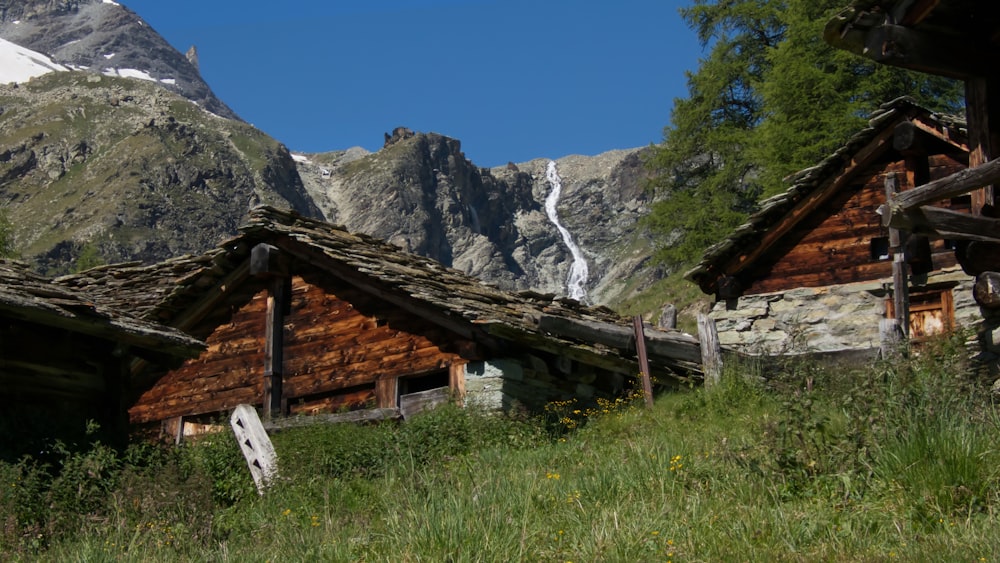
[124,0,701,167]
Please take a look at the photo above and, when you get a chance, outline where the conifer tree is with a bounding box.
[646,0,963,268]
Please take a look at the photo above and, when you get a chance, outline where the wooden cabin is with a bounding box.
[685,98,978,354]
[59,207,701,436]
[825,0,1000,369]
[0,260,203,451]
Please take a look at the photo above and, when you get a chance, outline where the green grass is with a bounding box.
[3,338,1000,561]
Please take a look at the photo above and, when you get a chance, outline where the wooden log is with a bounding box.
[537,314,702,364]
[974,272,1000,309]
[881,204,1000,242]
[263,278,287,419]
[966,76,997,215]
[887,158,1000,213]
[633,316,654,408]
[956,241,1000,275]
[251,243,289,278]
[697,314,722,388]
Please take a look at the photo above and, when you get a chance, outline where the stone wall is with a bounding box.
[711,267,978,354]
[463,355,626,412]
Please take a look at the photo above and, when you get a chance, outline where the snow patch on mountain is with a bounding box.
[0,38,69,83]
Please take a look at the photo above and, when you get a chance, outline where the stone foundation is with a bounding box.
[712,268,977,355]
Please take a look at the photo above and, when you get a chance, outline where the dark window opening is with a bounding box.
[399,370,449,396]
[870,237,890,261]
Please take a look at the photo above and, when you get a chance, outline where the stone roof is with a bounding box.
[59,206,703,377]
[1,259,204,357]
[684,97,966,293]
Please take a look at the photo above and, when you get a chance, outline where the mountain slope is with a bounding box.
[0,70,320,272]
[0,0,238,119]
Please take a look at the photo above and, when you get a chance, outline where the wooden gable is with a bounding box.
[129,260,475,424]
[687,99,969,298]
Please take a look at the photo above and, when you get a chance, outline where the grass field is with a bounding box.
[3,335,999,561]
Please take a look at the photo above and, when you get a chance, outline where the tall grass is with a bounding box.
[3,334,1000,561]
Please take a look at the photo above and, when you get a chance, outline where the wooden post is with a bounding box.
[697,314,723,388]
[230,404,278,494]
[658,304,677,330]
[885,173,910,338]
[253,243,291,420]
[263,277,287,419]
[879,318,904,359]
[966,76,997,215]
[632,316,654,408]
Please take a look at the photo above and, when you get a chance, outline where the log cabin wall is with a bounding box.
[129,263,475,426]
[743,154,967,296]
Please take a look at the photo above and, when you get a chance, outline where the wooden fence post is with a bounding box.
[230,404,278,494]
[697,314,723,388]
[632,316,654,408]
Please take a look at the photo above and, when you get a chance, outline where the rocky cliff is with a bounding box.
[0,0,238,119]
[295,131,661,305]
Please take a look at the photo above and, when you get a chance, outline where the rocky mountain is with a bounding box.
[295,130,661,305]
[0,70,320,271]
[0,0,238,119]
[0,1,665,306]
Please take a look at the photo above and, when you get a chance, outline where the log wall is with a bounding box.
[130,266,474,424]
[745,155,966,295]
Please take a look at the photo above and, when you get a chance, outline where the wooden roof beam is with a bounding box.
[862,24,992,80]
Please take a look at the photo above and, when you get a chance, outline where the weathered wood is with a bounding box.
[264,407,401,431]
[862,23,988,80]
[632,316,654,408]
[400,387,450,419]
[886,158,1000,214]
[966,76,997,215]
[448,362,467,404]
[375,377,398,408]
[537,314,702,364]
[263,277,287,419]
[893,121,920,152]
[697,314,722,388]
[886,173,910,338]
[974,272,1000,309]
[879,318,905,359]
[882,205,1000,242]
[657,304,677,330]
[230,404,278,494]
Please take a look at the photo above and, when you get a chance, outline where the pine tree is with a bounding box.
[646,0,963,269]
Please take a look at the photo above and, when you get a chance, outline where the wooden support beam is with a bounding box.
[882,205,1000,243]
[862,24,990,80]
[263,276,289,419]
[375,377,398,409]
[632,316,654,408]
[886,173,910,338]
[966,76,998,215]
[449,362,467,404]
[886,157,1000,213]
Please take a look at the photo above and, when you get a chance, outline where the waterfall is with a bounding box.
[544,160,589,302]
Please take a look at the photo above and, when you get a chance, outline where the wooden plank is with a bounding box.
[449,361,467,404]
[375,377,398,408]
[263,277,288,419]
[632,316,654,408]
[697,314,722,388]
[230,404,278,494]
[399,387,450,419]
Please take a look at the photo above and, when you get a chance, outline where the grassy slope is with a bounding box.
[4,337,1000,561]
